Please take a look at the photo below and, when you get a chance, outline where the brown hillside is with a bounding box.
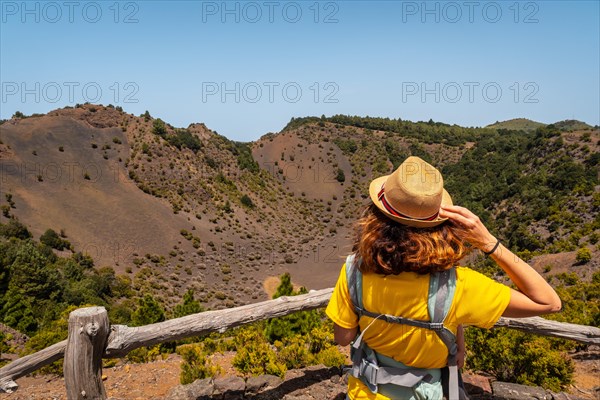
[0,114,189,268]
[0,106,346,310]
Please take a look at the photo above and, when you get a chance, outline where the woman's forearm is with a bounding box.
[489,241,562,312]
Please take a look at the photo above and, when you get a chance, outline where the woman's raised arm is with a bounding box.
[439,205,562,317]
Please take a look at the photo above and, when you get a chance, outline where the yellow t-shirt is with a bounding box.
[326,263,511,400]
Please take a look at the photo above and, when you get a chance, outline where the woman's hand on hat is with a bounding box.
[439,205,497,252]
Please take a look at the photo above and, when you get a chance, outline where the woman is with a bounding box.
[326,156,561,400]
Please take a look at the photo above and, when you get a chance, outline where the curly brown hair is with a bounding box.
[353,204,471,275]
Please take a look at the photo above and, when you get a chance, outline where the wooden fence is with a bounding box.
[1,287,599,398]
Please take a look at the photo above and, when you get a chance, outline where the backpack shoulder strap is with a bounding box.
[428,268,462,400]
[345,254,364,314]
[427,268,456,326]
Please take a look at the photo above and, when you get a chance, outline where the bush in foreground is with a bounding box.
[465,327,573,392]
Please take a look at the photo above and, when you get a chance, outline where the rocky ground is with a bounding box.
[1,347,598,400]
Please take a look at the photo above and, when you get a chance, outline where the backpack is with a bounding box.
[345,254,466,400]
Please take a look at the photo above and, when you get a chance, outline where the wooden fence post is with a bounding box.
[64,306,109,400]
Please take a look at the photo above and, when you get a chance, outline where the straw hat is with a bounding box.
[369,156,453,227]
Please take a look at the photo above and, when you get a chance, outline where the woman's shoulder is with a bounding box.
[455,265,483,276]
[454,266,509,296]
[455,265,499,283]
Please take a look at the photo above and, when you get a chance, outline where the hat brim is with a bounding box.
[369,175,453,228]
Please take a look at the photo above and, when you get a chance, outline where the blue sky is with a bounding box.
[1,0,599,141]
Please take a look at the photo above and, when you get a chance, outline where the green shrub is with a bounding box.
[220,264,231,275]
[167,129,202,153]
[276,336,312,369]
[5,193,14,207]
[1,289,37,334]
[549,274,600,327]
[333,138,358,155]
[232,326,286,377]
[555,272,579,286]
[335,168,345,183]
[173,290,204,318]
[575,247,592,264]
[0,219,31,239]
[233,142,259,172]
[109,299,135,324]
[40,228,71,250]
[265,274,320,343]
[274,324,346,370]
[0,332,9,355]
[543,265,552,273]
[126,344,163,364]
[131,294,165,326]
[152,119,167,136]
[177,343,220,384]
[465,328,573,392]
[316,346,346,368]
[214,291,226,300]
[180,229,193,240]
[241,194,254,209]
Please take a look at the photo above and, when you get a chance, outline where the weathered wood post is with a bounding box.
[64,306,109,400]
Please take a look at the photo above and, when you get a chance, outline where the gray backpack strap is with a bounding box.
[428,269,458,355]
[359,310,446,330]
[345,254,364,314]
[428,269,455,324]
[429,269,461,400]
[352,339,433,394]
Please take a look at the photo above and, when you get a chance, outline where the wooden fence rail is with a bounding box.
[1,287,599,398]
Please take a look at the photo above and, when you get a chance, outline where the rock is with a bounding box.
[549,393,570,400]
[166,378,215,400]
[462,372,492,395]
[213,376,245,399]
[246,375,283,395]
[303,365,335,382]
[188,378,215,400]
[166,385,193,400]
[491,381,550,399]
[282,395,313,400]
[549,392,587,400]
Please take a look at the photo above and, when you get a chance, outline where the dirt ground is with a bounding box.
[262,276,304,298]
[0,355,182,400]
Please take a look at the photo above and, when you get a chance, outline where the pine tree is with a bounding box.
[265,273,319,342]
[173,290,204,318]
[131,294,165,326]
